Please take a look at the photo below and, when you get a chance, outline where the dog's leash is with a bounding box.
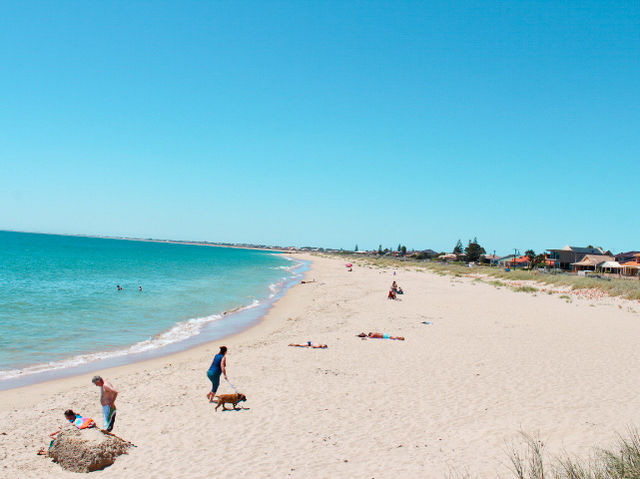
[225,378,240,393]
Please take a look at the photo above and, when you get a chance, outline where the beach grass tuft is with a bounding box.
[508,429,640,479]
[513,286,538,293]
[509,433,546,479]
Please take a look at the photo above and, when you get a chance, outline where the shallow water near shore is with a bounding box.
[0,231,304,388]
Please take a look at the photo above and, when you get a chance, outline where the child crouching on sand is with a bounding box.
[38,409,96,455]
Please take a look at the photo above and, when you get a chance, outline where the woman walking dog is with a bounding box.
[206,346,228,402]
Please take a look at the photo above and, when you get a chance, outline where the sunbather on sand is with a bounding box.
[288,341,328,349]
[357,332,405,340]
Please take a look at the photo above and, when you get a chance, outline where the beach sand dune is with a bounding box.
[2,254,640,478]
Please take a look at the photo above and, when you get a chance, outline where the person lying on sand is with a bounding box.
[288,341,328,349]
[37,409,96,455]
[357,332,405,340]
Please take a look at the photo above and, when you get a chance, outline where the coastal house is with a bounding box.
[620,253,640,276]
[615,251,640,263]
[570,254,614,272]
[599,260,623,274]
[510,255,531,268]
[497,254,516,266]
[547,245,604,270]
[622,261,640,276]
[406,249,438,260]
[481,254,500,265]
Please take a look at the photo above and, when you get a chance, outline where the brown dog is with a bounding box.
[214,393,247,411]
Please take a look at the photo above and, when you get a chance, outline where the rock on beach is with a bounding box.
[48,425,131,473]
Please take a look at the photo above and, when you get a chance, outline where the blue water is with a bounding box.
[0,231,301,382]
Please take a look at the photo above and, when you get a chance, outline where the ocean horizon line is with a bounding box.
[0,228,295,253]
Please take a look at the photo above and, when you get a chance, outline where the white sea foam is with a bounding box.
[0,300,264,381]
[0,257,308,383]
[275,265,297,271]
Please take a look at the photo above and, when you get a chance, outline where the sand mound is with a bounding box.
[48,425,131,472]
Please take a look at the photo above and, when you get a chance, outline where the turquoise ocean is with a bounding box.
[0,231,305,388]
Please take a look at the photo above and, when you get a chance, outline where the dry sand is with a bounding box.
[2,254,640,478]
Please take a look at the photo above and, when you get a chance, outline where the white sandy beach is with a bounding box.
[2,254,640,478]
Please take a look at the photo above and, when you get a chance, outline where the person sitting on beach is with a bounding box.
[388,288,397,300]
[391,281,398,292]
[288,341,328,349]
[357,332,405,340]
[397,286,404,295]
[38,409,96,455]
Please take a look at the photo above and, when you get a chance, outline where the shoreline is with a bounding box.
[0,253,314,409]
[0,253,311,395]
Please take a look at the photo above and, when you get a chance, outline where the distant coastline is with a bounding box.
[0,229,295,253]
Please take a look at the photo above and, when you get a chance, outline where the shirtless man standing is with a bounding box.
[91,375,118,431]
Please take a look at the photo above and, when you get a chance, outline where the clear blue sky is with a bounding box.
[1,1,638,254]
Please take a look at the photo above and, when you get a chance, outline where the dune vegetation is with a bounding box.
[326,254,640,301]
[507,430,640,479]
